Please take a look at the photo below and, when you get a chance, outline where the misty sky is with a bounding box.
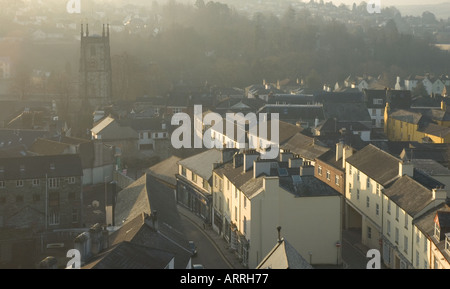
[333,0,449,5]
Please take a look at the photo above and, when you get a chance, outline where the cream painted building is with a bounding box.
[345,144,402,250]
[213,150,342,268]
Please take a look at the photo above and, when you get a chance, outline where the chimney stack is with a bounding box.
[277,226,282,243]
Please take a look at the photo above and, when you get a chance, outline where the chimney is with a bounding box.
[253,160,273,178]
[39,256,58,269]
[106,181,117,226]
[277,226,282,243]
[300,164,314,176]
[342,145,353,169]
[89,223,104,256]
[315,117,320,128]
[144,211,159,231]
[289,156,303,169]
[433,186,447,202]
[442,100,447,111]
[399,160,414,177]
[336,141,344,162]
[233,152,243,168]
[243,150,259,172]
[74,232,91,264]
[280,150,293,162]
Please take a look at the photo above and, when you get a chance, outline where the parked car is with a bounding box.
[189,241,197,257]
[192,264,204,269]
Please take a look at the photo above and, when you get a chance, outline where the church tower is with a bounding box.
[79,24,112,109]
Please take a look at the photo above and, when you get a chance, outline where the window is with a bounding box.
[227,180,230,190]
[387,200,391,214]
[16,180,23,187]
[416,251,420,267]
[372,108,377,115]
[395,227,399,244]
[214,176,218,188]
[446,236,450,253]
[368,226,372,239]
[434,223,441,240]
[335,175,340,186]
[396,206,399,221]
[357,189,360,200]
[203,179,208,190]
[72,208,78,223]
[387,220,391,236]
[192,173,197,182]
[48,209,60,225]
[404,236,408,253]
[32,179,40,186]
[404,215,408,229]
[367,177,370,188]
[16,195,23,202]
[416,231,420,245]
[244,197,247,208]
[349,183,352,193]
[243,216,247,234]
[424,239,428,254]
[48,178,59,189]
[235,206,237,221]
[33,194,40,202]
[68,177,75,184]
[0,181,4,188]
[373,99,383,105]
[376,184,380,195]
[172,107,183,114]
[376,203,379,215]
[357,170,360,181]
[366,196,370,208]
[318,166,322,176]
[181,167,186,177]
[326,170,330,181]
[235,188,237,199]
[227,198,230,212]
[219,197,222,213]
[349,165,352,175]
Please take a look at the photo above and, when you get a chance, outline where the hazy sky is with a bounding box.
[333,0,449,5]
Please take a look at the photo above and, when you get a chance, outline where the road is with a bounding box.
[180,214,232,269]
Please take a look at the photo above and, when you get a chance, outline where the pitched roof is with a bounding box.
[383,175,433,216]
[256,239,313,269]
[109,212,191,269]
[178,149,224,181]
[29,138,72,155]
[418,123,450,138]
[281,133,330,161]
[0,154,83,180]
[323,102,371,122]
[414,203,450,264]
[83,241,174,269]
[346,144,400,186]
[147,155,181,187]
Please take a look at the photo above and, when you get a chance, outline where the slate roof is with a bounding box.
[400,144,450,168]
[178,149,224,181]
[147,155,181,187]
[414,203,450,264]
[29,138,71,155]
[0,154,83,180]
[322,102,371,122]
[281,133,330,161]
[257,104,325,125]
[383,175,433,217]
[110,207,191,269]
[418,123,450,138]
[346,144,400,186]
[412,159,450,176]
[256,239,313,269]
[214,162,261,199]
[83,241,174,269]
[389,109,425,125]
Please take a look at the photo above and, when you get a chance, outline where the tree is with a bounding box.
[412,82,429,97]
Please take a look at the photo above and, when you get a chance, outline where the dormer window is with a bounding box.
[445,234,450,253]
[434,223,441,240]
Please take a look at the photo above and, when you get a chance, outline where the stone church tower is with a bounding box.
[79,24,112,109]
